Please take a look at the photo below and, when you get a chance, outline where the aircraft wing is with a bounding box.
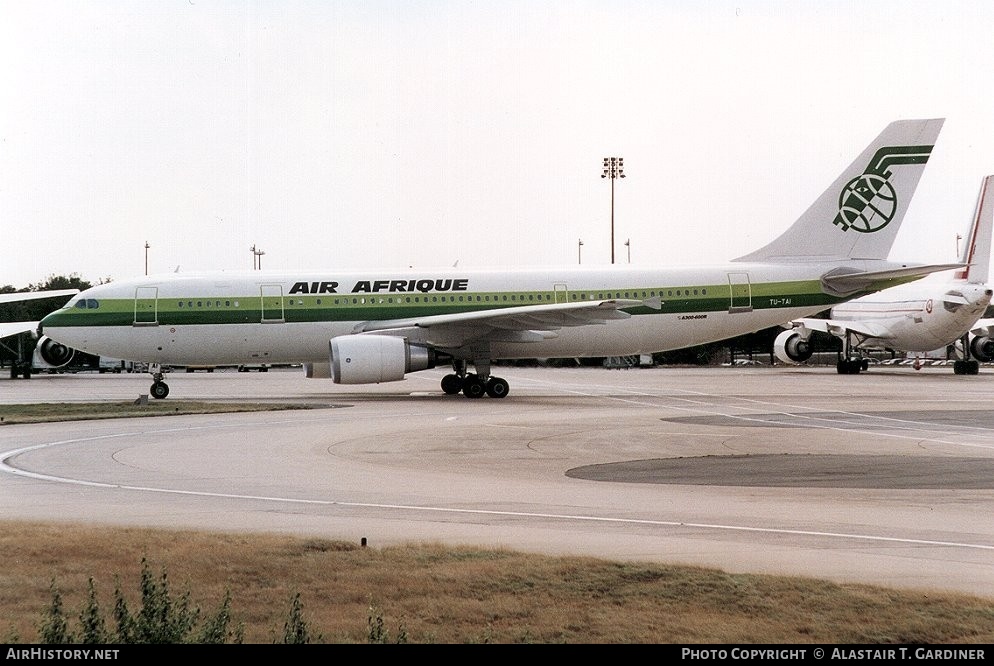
[0,289,78,304]
[353,298,659,348]
[786,317,895,341]
[0,321,39,339]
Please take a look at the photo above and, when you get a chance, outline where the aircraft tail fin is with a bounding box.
[734,119,944,263]
[954,175,994,284]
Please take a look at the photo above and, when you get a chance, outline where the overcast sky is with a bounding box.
[3,0,994,288]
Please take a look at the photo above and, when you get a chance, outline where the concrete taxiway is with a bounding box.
[1,364,993,599]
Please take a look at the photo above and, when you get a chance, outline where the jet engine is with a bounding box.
[329,334,436,384]
[969,332,994,362]
[773,329,814,365]
[34,335,76,368]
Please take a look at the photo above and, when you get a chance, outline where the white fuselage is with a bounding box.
[829,281,992,352]
[39,262,911,366]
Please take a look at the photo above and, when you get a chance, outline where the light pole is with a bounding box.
[250,244,265,270]
[625,238,630,263]
[601,157,625,263]
[144,241,150,275]
[578,239,583,264]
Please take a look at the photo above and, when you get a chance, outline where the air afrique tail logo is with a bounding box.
[832,145,933,233]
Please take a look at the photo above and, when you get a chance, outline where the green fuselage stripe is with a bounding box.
[44,279,854,328]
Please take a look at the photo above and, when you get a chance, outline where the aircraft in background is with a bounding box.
[774,175,994,375]
[0,289,79,378]
[0,289,79,339]
[40,118,960,399]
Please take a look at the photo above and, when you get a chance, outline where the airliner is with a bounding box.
[39,118,961,399]
[0,289,79,378]
[0,289,79,339]
[774,174,994,375]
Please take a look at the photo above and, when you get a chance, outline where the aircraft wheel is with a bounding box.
[151,381,170,400]
[968,360,980,375]
[440,374,463,395]
[485,376,510,398]
[836,359,861,375]
[954,360,966,375]
[462,375,486,399]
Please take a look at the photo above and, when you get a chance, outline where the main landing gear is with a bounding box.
[836,332,868,374]
[954,332,981,375]
[149,363,170,399]
[953,359,980,375]
[440,360,510,399]
[836,356,869,375]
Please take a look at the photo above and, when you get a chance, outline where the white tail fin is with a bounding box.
[954,175,994,284]
[734,118,944,263]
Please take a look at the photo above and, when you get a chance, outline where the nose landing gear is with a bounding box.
[149,364,170,399]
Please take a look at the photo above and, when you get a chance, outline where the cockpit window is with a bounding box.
[74,299,99,309]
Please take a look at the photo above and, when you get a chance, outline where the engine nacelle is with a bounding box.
[34,335,76,368]
[969,333,994,362]
[773,329,814,365]
[330,335,435,384]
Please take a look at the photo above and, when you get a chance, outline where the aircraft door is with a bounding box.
[727,272,753,313]
[260,284,285,323]
[134,287,158,325]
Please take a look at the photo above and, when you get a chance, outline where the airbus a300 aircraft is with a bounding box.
[39,118,962,399]
[774,174,994,375]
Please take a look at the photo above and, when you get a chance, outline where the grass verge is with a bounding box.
[3,521,994,644]
[0,401,330,424]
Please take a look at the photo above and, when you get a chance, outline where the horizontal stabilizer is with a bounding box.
[820,263,966,297]
[941,292,971,306]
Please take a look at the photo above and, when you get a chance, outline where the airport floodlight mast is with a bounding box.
[601,157,625,263]
[578,238,583,264]
[250,244,265,270]
[625,238,630,263]
[144,241,150,275]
